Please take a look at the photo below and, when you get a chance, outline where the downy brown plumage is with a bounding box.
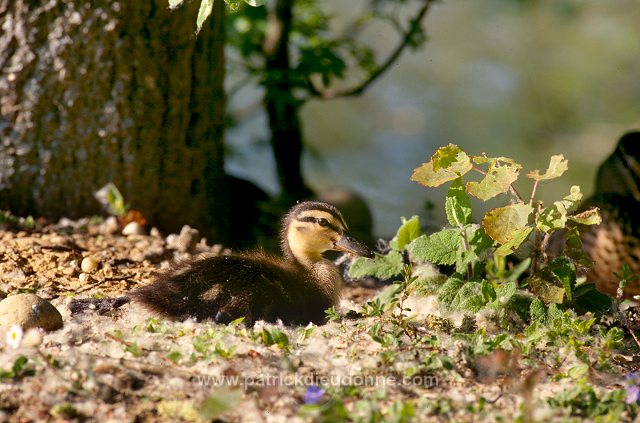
[70,201,374,325]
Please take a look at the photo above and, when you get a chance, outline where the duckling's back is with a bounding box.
[129,252,334,324]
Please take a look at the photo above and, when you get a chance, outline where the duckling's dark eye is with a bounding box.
[316,218,329,227]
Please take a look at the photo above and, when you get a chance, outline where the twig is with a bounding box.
[618,309,640,350]
[307,0,434,100]
[529,179,540,206]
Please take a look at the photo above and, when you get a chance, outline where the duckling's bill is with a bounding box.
[333,234,375,258]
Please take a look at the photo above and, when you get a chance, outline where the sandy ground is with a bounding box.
[0,219,634,422]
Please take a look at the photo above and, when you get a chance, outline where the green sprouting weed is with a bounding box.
[548,382,626,419]
[388,264,419,337]
[145,317,167,334]
[95,182,129,216]
[361,298,386,319]
[325,306,341,322]
[125,342,143,357]
[260,327,290,350]
[369,322,397,347]
[110,329,124,340]
[297,326,315,345]
[214,343,237,359]
[50,403,79,419]
[423,353,454,371]
[601,327,624,350]
[0,356,36,381]
[613,263,639,300]
[166,350,183,363]
[22,215,35,229]
[298,398,349,421]
[0,211,36,230]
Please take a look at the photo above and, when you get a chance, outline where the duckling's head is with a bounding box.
[281,201,374,265]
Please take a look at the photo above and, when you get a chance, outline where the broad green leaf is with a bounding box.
[409,229,460,265]
[466,160,521,201]
[348,251,403,279]
[568,207,602,226]
[527,154,569,181]
[454,283,487,312]
[411,145,472,187]
[243,0,266,6]
[536,201,567,233]
[530,298,547,323]
[436,278,466,308]
[391,216,421,250]
[562,185,583,214]
[527,275,565,304]
[197,0,215,32]
[494,227,533,256]
[563,227,592,267]
[456,225,493,272]
[445,177,472,227]
[573,284,612,313]
[261,328,289,348]
[504,257,531,283]
[437,278,485,312]
[482,204,533,244]
[168,0,184,8]
[472,155,489,165]
[433,144,465,171]
[547,303,564,322]
[468,225,494,251]
[567,363,589,379]
[481,280,496,302]
[495,280,517,304]
[472,155,518,166]
[548,257,576,302]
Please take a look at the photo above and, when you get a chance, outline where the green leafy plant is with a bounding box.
[0,356,36,381]
[350,144,610,320]
[260,327,290,351]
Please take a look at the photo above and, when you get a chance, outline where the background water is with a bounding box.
[225,0,640,238]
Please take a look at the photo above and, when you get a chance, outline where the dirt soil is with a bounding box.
[0,219,634,422]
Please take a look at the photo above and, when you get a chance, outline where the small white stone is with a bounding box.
[81,257,99,273]
[62,266,78,276]
[100,216,120,235]
[122,221,145,236]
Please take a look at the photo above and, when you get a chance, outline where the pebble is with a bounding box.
[122,222,145,236]
[49,235,70,246]
[81,257,99,273]
[79,272,94,283]
[100,216,120,235]
[0,294,63,331]
[166,225,200,253]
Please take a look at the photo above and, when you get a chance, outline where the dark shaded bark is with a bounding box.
[262,0,313,205]
[0,0,228,241]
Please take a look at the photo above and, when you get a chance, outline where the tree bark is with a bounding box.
[263,0,313,205]
[0,0,228,241]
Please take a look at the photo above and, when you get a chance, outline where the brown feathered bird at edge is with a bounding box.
[70,201,374,325]
[577,131,640,298]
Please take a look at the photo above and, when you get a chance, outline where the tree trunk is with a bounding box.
[263,0,313,205]
[0,0,228,242]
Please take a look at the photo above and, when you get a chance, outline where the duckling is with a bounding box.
[69,201,374,325]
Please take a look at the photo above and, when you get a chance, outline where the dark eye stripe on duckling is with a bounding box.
[296,216,342,233]
[288,201,349,231]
